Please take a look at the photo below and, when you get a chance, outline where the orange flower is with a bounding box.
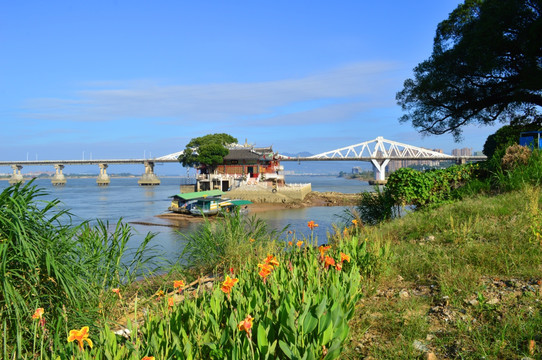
[173,280,185,293]
[32,308,44,320]
[155,290,164,297]
[529,340,536,355]
[318,245,331,259]
[221,275,238,294]
[112,288,122,299]
[324,255,336,270]
[249,238,255,242]
[352,219,359,226]
[258,263,273,280]
[335,263,342,271]
[238,315,254,337]
[288,241,293,246]
[264,254,279,267]
[288,230,293,234]
[340,252,351,263]
[67,326,93,351]
[168,297,174,308]
[142,357,155,360]
[296,241,303,248]
[307,220,319,230]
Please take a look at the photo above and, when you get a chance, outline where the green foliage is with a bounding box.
[0,183,157,356]
[354,165,479,225]
[386,165,478,208]
[397,0,542,139]
[178,133,238,170]
[356,187,399,226]
[180,211,284,275]
[493,149,542,192]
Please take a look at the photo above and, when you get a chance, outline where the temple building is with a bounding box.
[196,144,284,192]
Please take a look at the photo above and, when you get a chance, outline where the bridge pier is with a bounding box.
[138,161,160,186]
[51,164,67,186]
[8,165,24,185]
[456,157,467,165]
[97,163,111,186]
[370,159,390,185]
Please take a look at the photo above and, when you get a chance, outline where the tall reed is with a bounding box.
[0,182,158,356]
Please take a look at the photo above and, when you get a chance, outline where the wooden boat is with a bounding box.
[190,198,253,216]
[168,190,224,214]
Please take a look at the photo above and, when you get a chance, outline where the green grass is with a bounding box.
[344,186,542,359]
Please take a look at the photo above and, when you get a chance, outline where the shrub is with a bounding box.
[501,144,532,170]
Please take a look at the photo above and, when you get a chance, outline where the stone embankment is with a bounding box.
[226,183,312,203]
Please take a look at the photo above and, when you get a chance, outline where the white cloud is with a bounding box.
[22,61,402,126]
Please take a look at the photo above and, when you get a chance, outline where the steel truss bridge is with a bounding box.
[0,137,485,185]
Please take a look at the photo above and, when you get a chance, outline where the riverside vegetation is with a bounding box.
[2,145,542,359]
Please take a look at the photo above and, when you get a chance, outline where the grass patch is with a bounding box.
[345,187,542,359]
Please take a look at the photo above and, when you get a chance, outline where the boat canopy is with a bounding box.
[221,199,252,206]
[169,190,224,200]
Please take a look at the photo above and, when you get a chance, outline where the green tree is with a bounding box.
[483,122,541,158]
[397,0,542,140]
[178,133,238,173]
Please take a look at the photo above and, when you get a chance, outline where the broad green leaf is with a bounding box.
[279,340,294,359]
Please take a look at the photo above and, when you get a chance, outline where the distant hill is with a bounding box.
[280,151,314,157]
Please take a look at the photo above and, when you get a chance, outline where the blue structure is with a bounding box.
[519,131,542,150]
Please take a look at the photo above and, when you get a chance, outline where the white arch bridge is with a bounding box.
[0,137,485,186]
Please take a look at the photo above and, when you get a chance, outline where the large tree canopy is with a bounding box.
[397,0,542,140]
[178,133,238,172]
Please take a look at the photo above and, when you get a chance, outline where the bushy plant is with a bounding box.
[356,187,399,225]
[180,211,284,275]
[494,148,542,191]
[501,144,532,170]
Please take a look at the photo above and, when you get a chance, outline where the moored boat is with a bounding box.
[168,190,224,214]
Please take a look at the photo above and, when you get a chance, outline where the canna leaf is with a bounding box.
[257,322,269,354]
[279,340,294,359]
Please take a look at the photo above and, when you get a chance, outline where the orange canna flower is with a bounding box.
[32,308,44,320]
[221,275,239,294]
[142,357,155,360]
[238,315,254,337]
[288,241,293,246]
[335,263,342,271]
[173,280,185,293]
[340,252,351,263]
[67,326,93,351]
[324,255,336,270]
[112,288,122,299]
[352,219,359,226]
[155,290,164,297]
[258,263,273,280]
[263,254,279,267]
[296,241,303,248]
[168,297,174,308]
[528,339,536,355]
[318,245,331,259]
[307,220,319,230]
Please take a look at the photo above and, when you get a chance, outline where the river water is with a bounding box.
[0,175,373,263]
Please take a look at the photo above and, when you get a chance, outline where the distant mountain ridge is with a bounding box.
[279,151,314,157]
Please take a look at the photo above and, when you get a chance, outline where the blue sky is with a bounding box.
[1,1,498,174]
